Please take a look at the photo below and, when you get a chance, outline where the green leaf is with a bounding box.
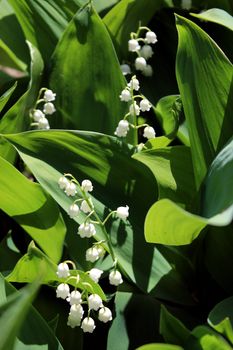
[208,296,233,344]
[176,15,233,188]
[8,0,78,62]
[0,41,43,163]
[103,0,174,56]
[0,82,17,113]
[133,146,195,206]
[136,344,183,350]
[50,6,127,134]
[3,130,194,305]
[107,290,161,350]
[0,156,66,262]
[0,274,64,350]
[160,306,190,346]
[191,325,232,350]
[154,95,181,138]
[0,275,40,350]
[202,136,233,219]
[0,39,27,72]
[191,9,233,31]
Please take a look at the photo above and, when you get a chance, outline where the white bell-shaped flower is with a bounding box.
[81,317,96,333]
[56,283,70,299]
[81,179,93,192]
[78,222,96,238]
[56,262,70,278]
[65,182,77,197]
[128,39,140,52]
[140,99,151,112]
[67,290,82,305]
[140,45,154,60]
[43,89,56,102]
[68,203,79,218]
[128,77,140,91]
[109,270,123,286]
[88,294,103,311]
[120,64,131,76]
[135,57,147,71]
[89,268,103,283]
[142,64,153,77]
[143,126,156,139]
[145,31,158,44]
[58,176,69,190]
[86,246,100,262]
[80,199,93,213]
[43,102,56,115]
[32,109,44,122]
[98,307,113,323]
[116,205,129,220]
[129,102,140,116]
[114,120,129,138]
[38,117,50,130]
[119,89,131,102]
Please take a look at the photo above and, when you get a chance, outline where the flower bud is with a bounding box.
[120,64,131,76]
[86,247,100,262]
[38,117,50,130]
[58,176,69,190]
[32,109,44,122]
[129,102,140,116]
[114,120,129,137]
[67,290,82,305]
[128,77,140,91]
[88,294,103,311]
[142,64,153,77]
[65,182,77,196]
[80,199,93,213]
[140,45,154,59]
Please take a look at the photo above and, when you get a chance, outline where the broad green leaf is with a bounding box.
[191,325,232,350]
[3,130,194,305]
[0,274,64,350]
[8,0,77,62]
[50,6,127,134]
[0,82,17,113]
[0,0,29,65]
[0,39,27,72]
[0,41,43,163]
[107,290,161,350]
[176,15,233,188]
[103,0,174,56]
[0,156,66,262]
[160,306,190,346]
[205,0,233,14]
[133,146,195,206]
[145,199,232,245]
[0,276,40,350]
[191,9,233,31]
[136,345,183,350]
[154,95,181,138]
[208,296,233,344]
[202,136,233,219]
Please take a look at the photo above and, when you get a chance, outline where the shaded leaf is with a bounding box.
[191,9,233,31]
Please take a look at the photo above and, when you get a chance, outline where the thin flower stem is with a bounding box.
[102,211,116,226]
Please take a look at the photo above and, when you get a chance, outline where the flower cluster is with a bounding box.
[114,76,156,140]
[30,88,56,130]
[120,26,158,78]
[56,262,113,332]
[56,174,129,331]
